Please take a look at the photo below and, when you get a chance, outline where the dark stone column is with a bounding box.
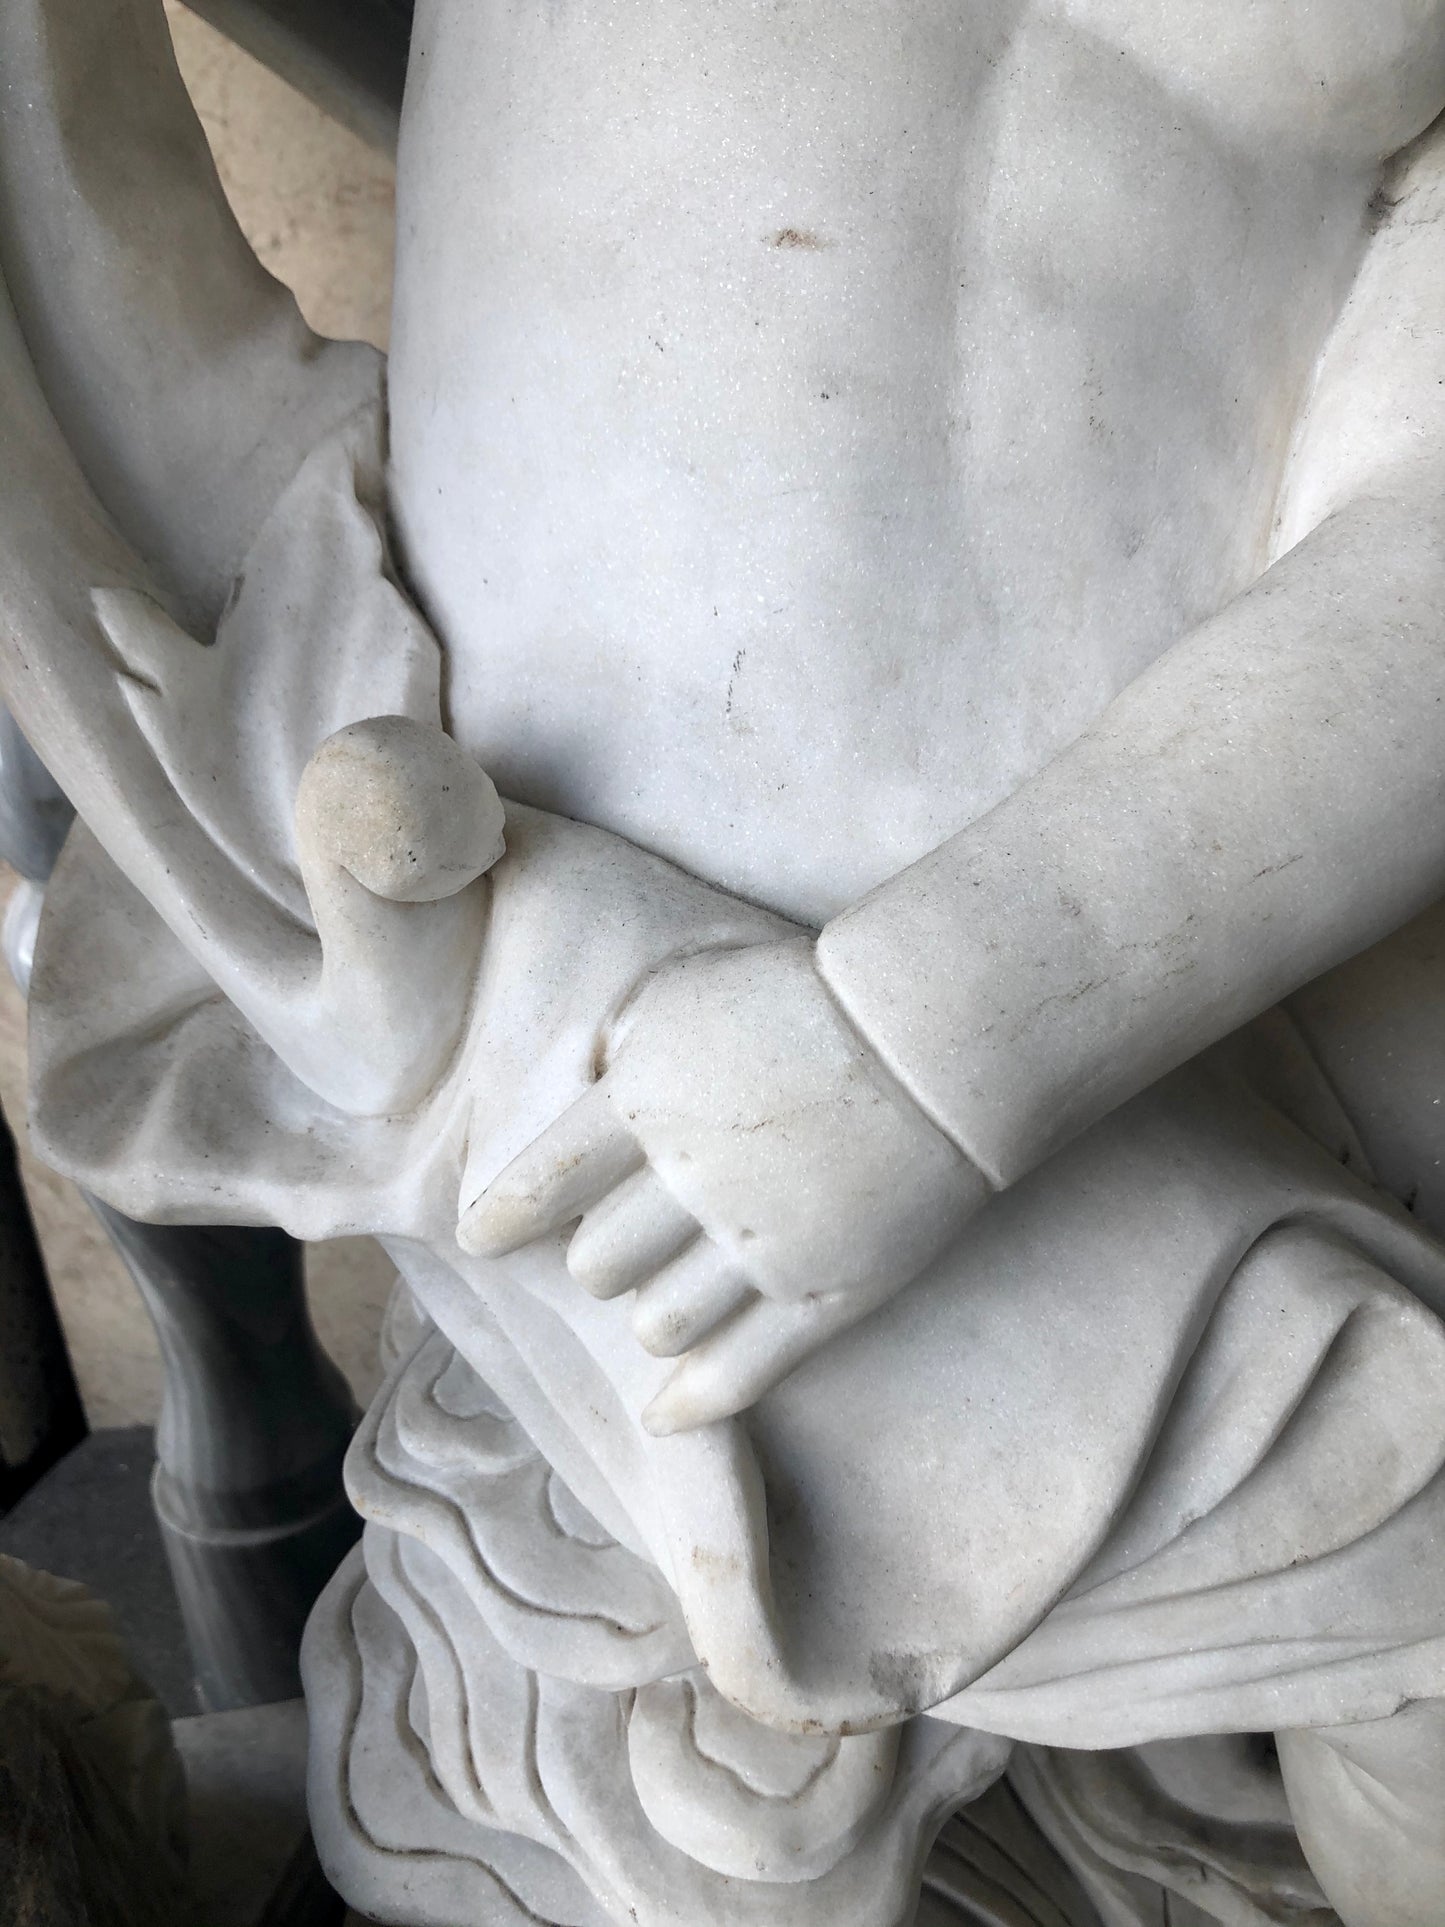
[0,1106,86,1516]
[92,1210,361,1710]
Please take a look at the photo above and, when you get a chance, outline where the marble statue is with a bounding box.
[2,0,1445,1920]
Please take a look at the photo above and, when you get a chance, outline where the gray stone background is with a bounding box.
[0,3,400,1427]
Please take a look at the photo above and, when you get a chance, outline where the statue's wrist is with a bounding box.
[807,928,999,1190]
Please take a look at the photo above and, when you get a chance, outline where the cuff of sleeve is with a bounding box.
[814,828,1139,1190]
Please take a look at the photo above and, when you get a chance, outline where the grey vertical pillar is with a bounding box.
[0,710,360,1708]
[0,715,87,1513]
[0,1103,86,1516]
[91,1211,360,1710]
[0,710,72,885]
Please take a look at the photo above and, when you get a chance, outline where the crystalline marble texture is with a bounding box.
[4,0,1445,1921]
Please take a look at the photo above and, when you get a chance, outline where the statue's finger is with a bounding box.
[630,1240,753,1356]
[457,1084,641,1256]
[567,1168,697,1298]
[641,1293,862,1434]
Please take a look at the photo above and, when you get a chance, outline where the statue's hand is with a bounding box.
[458,939,990,1432]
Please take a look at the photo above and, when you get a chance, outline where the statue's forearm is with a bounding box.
[817,473,1445,1186]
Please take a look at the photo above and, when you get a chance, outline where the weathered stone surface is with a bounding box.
[4,2,1445,1921]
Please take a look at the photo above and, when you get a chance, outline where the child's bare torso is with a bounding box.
[388,0,1444,921]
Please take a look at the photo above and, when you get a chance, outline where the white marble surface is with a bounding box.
[0,5,396,1433]
[3,1,1445,1923]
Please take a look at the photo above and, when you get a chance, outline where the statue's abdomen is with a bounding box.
[387,0,1386,922]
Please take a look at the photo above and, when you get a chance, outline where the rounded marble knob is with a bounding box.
[295,714,505,904]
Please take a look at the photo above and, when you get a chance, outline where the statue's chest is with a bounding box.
[418,0,1445,226]
[1055,0,1445,161]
